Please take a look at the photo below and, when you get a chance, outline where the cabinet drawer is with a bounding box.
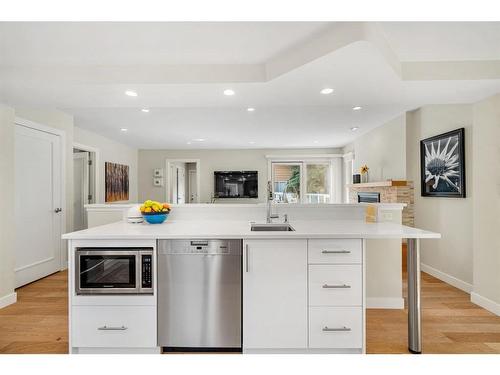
[308,239,362,264]
[308,265,362,306]
[309,307,362,349]
[71,305,156,348]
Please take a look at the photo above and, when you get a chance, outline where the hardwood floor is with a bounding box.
[0,271,68,354]
[1,264,499,354]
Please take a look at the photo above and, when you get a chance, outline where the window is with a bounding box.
[270,159,337,204]
[305,163,330,203]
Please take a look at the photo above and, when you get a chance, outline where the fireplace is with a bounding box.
[357,192,380,203]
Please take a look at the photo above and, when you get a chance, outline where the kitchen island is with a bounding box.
[63,206,440,354]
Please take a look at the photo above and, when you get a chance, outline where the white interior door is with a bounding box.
[176,166,186,204]
[188,170,197,203]
[73,152,89,231]
[15,124,63,287]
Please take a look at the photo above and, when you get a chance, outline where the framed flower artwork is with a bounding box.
[420,128,466,198]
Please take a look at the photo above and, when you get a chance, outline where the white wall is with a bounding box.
[343,115,406,181]
[406,105,474,290]
[138,148,341,203]
[472,94,500,311]
[73,126,138,203]
[0,104,16,306]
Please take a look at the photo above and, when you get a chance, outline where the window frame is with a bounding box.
[267,155,340,204]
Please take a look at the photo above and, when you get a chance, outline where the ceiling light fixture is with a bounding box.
[223,89,235,96]
[352,106,362,111]
[320,88,334,95]
[351,127,359,132]
[248,141,256,144]
[186,142,192,145]
[125,90,138,97]
[247,107,255,112]
[313,140,319,143]
[141,108,150,113]
[120,128,128,132]
[193,138,205,142]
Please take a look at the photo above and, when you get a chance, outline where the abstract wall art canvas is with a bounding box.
[105,162,129,202]
[420,128,466,198]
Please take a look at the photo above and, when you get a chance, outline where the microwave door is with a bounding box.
[77,252,139,294]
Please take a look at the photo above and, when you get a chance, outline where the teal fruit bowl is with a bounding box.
[143,212,168,224]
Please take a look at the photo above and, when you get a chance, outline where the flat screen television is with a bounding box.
[214,171,258,198]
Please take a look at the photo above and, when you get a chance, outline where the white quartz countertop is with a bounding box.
[62,219,440,240]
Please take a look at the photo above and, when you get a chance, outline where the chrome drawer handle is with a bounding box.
[98,325,127,331]
[323,326,351,332]
[322,250,351,254]
[322,284,351,289]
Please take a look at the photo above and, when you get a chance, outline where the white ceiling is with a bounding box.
[0,22,330,65]
[380,22,500,61]
[1,22,500,149]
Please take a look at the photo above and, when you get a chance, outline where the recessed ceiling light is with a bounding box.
[120,128,128,132]
[125,90,138,97]
[352,106,362,111]
[247,107,255,112]
[313,140,319,143]
[193,138,205,142]
[351,127,359,132]
[320,88,334,95]
[248,141,256,144]
[223,89,235,96]
[141,108,150,113]
[186,142,192,145]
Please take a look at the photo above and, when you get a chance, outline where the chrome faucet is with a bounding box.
[266,181,279,223]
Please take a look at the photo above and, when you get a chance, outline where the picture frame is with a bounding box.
[420,128,466,198]
[105,162,130,202]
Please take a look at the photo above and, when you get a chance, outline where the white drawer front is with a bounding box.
[309,265,362,306]
[309,307,363,349]
[308,239,362,264]
[72,306,156,348]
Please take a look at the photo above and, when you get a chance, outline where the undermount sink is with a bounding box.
[250,223,295,232]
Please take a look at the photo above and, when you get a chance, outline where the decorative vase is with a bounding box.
[361,172,369,183]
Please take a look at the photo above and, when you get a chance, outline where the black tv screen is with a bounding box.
[214,171,258,198]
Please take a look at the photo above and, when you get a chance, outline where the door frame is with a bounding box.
[73,142,100,204]
[14,116,66,271]
[73,152,90,230]
[188,169,198,203]
[165,159,200,203]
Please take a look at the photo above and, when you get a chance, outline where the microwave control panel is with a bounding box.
[141,254,153,289]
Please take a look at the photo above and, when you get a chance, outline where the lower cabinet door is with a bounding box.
[243,239,308,349]
[309,306,363,349]
[72,305,157,348]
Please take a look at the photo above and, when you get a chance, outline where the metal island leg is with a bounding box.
[407,238,422,354]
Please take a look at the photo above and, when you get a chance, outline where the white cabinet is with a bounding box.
[243,239,308,350]
[72,305,157,348]
[308,264,362,306]
[308,239,362,264]
[309,306,363,349]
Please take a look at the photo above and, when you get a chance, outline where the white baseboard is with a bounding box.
[366,297,404,309]
[471,292,500,316]
[0,292,17,309]
[421,263,473,293]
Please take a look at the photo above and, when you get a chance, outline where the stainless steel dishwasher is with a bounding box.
[157,239,242,351]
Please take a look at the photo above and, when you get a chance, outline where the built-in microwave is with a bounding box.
[75,248,153,295]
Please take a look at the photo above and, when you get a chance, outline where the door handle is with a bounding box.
[54,208,62,213]
[322,284,351,289]
[322,326,351,332]
[322,250,350,254]
[98,325,127,331]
